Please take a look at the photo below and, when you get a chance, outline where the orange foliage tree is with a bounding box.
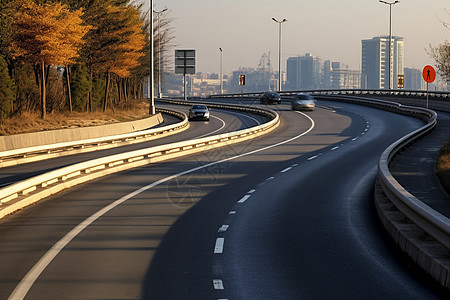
[10,0,91,118]
[82,2,145,112]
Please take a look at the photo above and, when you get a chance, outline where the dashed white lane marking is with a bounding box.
[266,177,275,181]
[248,189,256,194]
[292,164,298,167]
[213,279,225,290]
[218,225,229,233]
[229,211,236,214]
[281,167,292,173]
[214,238,225,254]
[331,146,339,151]
[308,155,319,161]
[238,195,251,203]
[352,137,358,141]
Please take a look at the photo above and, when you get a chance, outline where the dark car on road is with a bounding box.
[260,92,281,104]
[188,104,210,121]
[291,93,316,111]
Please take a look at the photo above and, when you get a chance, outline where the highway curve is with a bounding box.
[0,100,446,299]
[0,102,268,188]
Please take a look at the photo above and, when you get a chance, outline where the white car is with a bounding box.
[291,93,316,111]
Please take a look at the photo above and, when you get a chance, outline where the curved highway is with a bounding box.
[0,100,447,299]
[0,102,267,188]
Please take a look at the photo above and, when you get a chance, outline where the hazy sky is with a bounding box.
[140,0,449,74]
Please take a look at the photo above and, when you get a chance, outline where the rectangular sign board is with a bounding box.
[175,49,196,75]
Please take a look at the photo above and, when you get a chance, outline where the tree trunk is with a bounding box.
[103,71,110,112]
[65,65,72,112]
[41,60,46,119]
[88,67,93,112]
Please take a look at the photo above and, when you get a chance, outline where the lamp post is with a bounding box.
[219,47,223,94]
[154,8,167,98]
[379,0,400,90]
[272,18,287,92]
[148,0,155,114]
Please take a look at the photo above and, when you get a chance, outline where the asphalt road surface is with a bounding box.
[0,100,447,299]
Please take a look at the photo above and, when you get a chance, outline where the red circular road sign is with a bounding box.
[423,65,436,83]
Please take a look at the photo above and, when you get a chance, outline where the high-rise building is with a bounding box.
[286,53,321,90]
[361,36,404,89]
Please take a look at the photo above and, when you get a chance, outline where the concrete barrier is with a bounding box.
[0,113,164,151]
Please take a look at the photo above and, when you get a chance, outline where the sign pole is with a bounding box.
[422,65,436,109]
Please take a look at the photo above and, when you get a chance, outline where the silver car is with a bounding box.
[291,93,316,111]
[188,104,210,121]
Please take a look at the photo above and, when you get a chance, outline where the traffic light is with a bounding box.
[239,75,245,86]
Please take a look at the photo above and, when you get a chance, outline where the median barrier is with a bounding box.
[0,102,279,219]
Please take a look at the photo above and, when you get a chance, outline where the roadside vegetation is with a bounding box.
[0,0,174,129]
[436,138,450,195]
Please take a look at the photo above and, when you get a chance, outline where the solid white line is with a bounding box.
[8,111,315,300]
[228,111,261,125]
[218,225,229,232]
[281,167,292,173]
[213,279,225,290]
[214,238,225,254]
[238,195,251,203]
[195,115,226,139]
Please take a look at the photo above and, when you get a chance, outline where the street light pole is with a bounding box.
[379,0,399,90]
[219,47,223,94]
[148,0,155,114]
[154,8,167,99]
[272,18,287,92]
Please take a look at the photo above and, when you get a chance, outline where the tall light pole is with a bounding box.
[379,0,400,90]
[148,0,155,114]
[219,47,223,94]
[272,18,287,92]
[154,8,167,98]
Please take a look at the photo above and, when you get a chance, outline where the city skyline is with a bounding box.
[140,0,449,74]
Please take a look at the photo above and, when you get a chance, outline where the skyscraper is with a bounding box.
[361,36,404,89]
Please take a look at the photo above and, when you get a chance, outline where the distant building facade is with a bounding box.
[361,36,404,89]
[286,53,321,90]
[404,67,422,90]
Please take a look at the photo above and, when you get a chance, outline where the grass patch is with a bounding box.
[0,101,150,136]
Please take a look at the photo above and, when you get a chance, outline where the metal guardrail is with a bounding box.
[0,108,188,168]
[211,89,450,99]
[0,102,279,218]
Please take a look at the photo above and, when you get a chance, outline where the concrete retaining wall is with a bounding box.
[0,113,163,151]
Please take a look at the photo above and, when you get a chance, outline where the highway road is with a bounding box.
[0,102,268,189]
[0,100,447,299]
